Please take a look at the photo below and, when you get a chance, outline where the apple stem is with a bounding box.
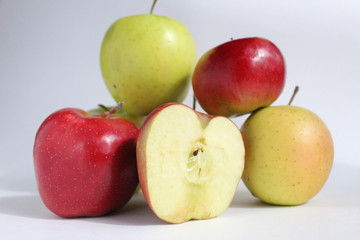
[230,37,234,41]
[109,101,124,114]
[98,104,110,112]
[288,86,299,105]
[101,101,124,118]
[192,94,197,110]
[150,0,158,14]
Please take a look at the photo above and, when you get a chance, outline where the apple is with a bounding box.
[241,105,334,205]
[88,105,146,128]
[100,2,197,116]
[137,103,245,223]
[192,37,286,117]
[33,104,139,217]
[88,106,144,193]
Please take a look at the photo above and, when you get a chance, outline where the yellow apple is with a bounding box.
[100,12,196,116]
[241,105,334,205]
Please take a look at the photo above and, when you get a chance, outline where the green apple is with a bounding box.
[241,105,334,205]
[88,105,145,128]
[137,103,245,223]
[100,8,197,116]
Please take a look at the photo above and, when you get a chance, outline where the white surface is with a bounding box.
[0,0,359,239]
[1,163,359,239]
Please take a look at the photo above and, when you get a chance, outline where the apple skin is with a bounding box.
[33,108,139,217]
[193,37,285,117]
[137,103,245,223]
[100,14,197,116]
[136,103,184,214]
[241,106,334,205]
[88,106,146,128]
[137,103,213,208]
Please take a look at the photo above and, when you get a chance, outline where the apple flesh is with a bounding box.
[100,14,197,116]
[193,37,285,117]
[137,103,245,223]
[241,106,334,205]
[33,108,139,217]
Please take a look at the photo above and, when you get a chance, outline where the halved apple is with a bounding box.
[137,103,245,223]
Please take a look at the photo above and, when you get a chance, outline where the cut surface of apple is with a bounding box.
[137,103,245,223]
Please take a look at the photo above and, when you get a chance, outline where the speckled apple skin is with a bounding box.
[241,106,334,205]
[193,37,285,117]
[100,14,197,116]
[33,108,139,217]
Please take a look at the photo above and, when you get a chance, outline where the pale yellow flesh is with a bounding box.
[141,105,245,223]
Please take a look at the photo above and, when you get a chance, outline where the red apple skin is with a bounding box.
[33,108,139,217]
[193,37,286,117]
[136,103,218,222]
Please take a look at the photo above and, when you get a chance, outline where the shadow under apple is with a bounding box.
[230,184,282,209]
[0,192,166,225]
[231,163,360,209]
[79,193,167,226]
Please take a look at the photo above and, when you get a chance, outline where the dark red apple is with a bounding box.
[33,105,139,217]
[192,37,286,117]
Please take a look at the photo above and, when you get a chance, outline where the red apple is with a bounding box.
[137,103,245,223]
[33,104,139,217]
[193,37,286,117]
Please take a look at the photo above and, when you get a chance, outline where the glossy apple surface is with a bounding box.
[137,103,245,223]
[33,108,139,217]
[193,37,285,117]
[88,106,146,128]
[100,14,197,116]
[241,106,334,205]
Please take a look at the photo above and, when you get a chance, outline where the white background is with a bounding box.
[0,0,359,239]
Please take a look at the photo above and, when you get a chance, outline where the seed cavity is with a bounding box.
[186,147,205,184]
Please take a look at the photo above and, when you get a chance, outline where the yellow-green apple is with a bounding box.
[100,6,197,116]
[88,105,146,128]
[193,37,285,117]
[241,105,334,205]
[33,105,139,217]
[137,103,245,223]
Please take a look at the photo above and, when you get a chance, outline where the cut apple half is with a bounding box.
[137,103,245,223]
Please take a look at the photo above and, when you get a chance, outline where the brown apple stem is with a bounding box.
[192,94,197,110]
[150,0,158,14]
[109,101,124,114]
[288,86,299,105]
[98,104,110,112]
[101,101,124,118]
[230,37,234,41]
